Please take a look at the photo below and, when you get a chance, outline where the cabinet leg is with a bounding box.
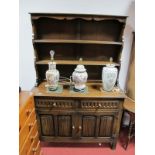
[124,120,134,150]
[111,141,117,150]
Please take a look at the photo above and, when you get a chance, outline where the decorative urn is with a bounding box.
[102,57,118,91]
[45,50,60,90]
[72,58,88,91]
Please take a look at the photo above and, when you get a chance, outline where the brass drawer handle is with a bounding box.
[26,109,31,116]
[53,103,56,107]
[98,103,102,107]
[30,132,38,142]
[28,123,34,130]
[32,141,40,152]
[79,126,82,130]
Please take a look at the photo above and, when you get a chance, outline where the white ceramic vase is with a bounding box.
[72,64,88,91]
[46,62,60,90]
[102,64,118,92]
[45,50,59,90]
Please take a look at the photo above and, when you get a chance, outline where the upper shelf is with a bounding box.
[35,60,120,66]
[30,13,127,23]
[33,39,123,45]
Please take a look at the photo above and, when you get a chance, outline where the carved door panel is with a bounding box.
[78,111,117,138]
[81,115,97,137]
[98,115,114,137]
[57,115,72,137]
[40,114,55,136]
[39,111,75,138]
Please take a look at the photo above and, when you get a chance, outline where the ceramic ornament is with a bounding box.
[45,50,60,91]
[102,57,118,91]
[72,58,88,91]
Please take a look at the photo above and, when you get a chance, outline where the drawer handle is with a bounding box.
[79,126,82,130]
[53,103,56,107]
[28,123,34,130]
[30,132,38,142]
[32,141,40,152]
[72,125,75,130]
[26,109,31,115]
[98,103,102,107]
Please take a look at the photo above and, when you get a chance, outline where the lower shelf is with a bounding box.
[40,136,116,149]
[40,136,112,143]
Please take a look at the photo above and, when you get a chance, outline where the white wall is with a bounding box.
[19,0,135,90]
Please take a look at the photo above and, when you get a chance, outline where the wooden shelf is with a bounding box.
[33,39,123,45]
[36,60,120,66]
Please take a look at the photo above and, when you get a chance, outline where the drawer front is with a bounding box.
[19,109,36,149]
[19,96,34,131]
[35,97,122,110]
[35,97,75,109]
[28,137,40,155]
[20,120,38,155]
[33,143,41,155]
[80,100,121,109]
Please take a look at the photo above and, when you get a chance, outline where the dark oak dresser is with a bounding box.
[30,13,127,149]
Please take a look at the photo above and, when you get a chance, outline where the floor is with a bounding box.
[41,129,135,155]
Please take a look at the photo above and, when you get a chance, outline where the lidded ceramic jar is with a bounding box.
[102,57,118,91]
[45,50,59,90]
[72,58,88,91]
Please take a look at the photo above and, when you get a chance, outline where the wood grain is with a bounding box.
[34,39,123,45]
[36,60,120,66]
[19,91,41,155]
[30,13,127,150]
[32,82,125,98]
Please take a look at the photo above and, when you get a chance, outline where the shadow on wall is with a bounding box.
[122,1,135,126]
[118,0,135,91]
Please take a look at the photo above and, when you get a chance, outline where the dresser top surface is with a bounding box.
[32,82,125,99]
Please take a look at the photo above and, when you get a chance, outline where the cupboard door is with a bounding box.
[40,115,55,136]
[57,115,72,137]
[98,115,114,137]
[38,110,74,138]
[78,112,117,138]
[77,112,97,138]
[81,115,97,137]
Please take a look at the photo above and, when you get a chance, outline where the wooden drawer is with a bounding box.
[19,96,34,131]
[35,97,122,111]
[19,109,36,149]
[28,136,40,155]
[80,99,121,109]
[20,120,38,155]
[35,97,75,109]
[33,143,41,155]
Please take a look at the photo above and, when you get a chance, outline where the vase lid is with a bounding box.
[75,64,86,72]
[74,58,86,72]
